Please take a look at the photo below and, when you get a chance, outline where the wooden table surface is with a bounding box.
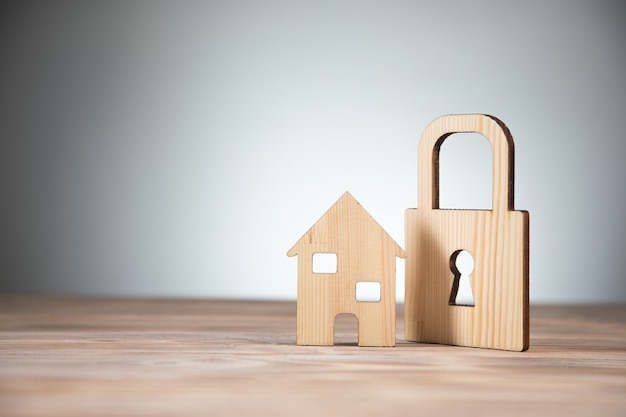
[1,296,625,417]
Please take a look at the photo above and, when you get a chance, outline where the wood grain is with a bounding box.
[405,114,529,351]
[288,191,405,346]
[1,296,625,417]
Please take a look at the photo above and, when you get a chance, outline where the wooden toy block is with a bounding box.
[404,114,529,351]
[288,192,406,347]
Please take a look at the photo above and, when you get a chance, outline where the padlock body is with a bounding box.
[405,208,529,351]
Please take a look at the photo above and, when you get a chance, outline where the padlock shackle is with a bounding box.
[418,114,515,212]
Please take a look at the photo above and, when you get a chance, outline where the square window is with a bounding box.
[356,281,381,302]
[312,253,337,273]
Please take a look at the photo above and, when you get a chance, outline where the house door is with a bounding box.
[333,313,358,346]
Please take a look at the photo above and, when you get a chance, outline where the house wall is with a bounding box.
[296,244,396,346]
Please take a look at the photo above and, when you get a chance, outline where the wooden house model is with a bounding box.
[287,192,406,347]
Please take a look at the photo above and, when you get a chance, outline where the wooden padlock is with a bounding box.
[404,114,529,351]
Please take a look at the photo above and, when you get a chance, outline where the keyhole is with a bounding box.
[449,249,475,306]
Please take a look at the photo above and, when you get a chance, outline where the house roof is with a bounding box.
[287,191,406,258]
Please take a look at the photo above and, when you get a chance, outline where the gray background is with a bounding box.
[1,1,624,303]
